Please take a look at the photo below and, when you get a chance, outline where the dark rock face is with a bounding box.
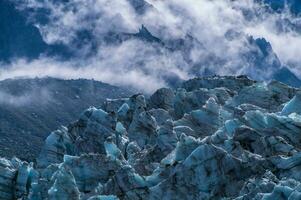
[2,76,301,199]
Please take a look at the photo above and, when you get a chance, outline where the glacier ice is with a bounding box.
[281,92,301,116]
[2,76,301,199]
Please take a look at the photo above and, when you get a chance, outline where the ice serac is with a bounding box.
[2,75,301,199]
[0,157,35,200]
[149,144,246,199]
[281,92,301,116]
[48,166,80,200]
[37,127,72,168]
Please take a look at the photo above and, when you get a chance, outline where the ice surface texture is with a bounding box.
[2,75,301,199]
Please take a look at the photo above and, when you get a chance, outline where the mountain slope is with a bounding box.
[0,77,132,160]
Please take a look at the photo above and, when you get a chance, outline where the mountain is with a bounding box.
[0,77,132,161]
[1,0,301,89]
[273,67,301,87]
[1,76,301,199]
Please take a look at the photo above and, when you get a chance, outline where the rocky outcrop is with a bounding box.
[2,76,301,199]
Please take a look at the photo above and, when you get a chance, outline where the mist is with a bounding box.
[0,87,52,106]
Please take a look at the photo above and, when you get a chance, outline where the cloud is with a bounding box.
[0,38,191,93]
[8,0,301,92]
[17,0,140,44]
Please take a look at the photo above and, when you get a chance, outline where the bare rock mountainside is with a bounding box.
[0,77,131,161]
[2,76,301,199]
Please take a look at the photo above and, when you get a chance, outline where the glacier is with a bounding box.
[2,76,301,199]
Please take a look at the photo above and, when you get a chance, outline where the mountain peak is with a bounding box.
[135,24,162,43]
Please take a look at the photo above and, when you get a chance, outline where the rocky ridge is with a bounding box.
[2,76,301,199]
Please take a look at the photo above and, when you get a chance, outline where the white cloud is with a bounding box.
[0,39,191,93]
[10,0,301,92]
